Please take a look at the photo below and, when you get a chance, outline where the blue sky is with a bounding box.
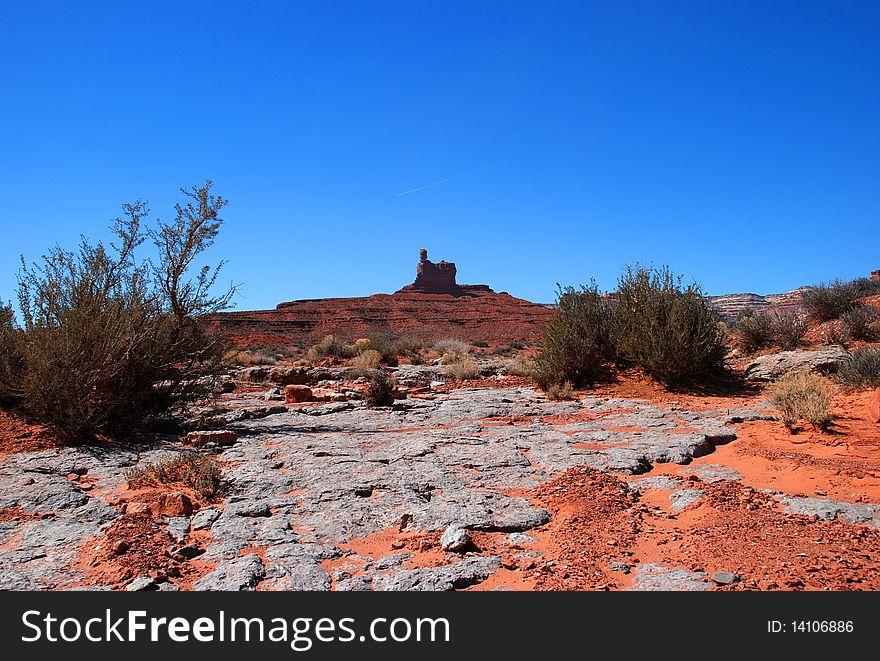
[1,1,878,309]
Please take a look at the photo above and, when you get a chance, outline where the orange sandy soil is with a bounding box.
[0,410,71,454]
[328,378,880,591]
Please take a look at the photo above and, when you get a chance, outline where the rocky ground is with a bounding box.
[1,355,879,592]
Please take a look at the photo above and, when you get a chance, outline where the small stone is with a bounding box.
[610,561,631,574]
[191,508,221,530]
[710,571,739,585]
[112,540,130,555]
[153,492,194,517]
[440,524,471,552]
[125,576,155,592]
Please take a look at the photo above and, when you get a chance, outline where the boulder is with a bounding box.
[152,492,194,517]
[743,347,848,381]
[284,384,314,403]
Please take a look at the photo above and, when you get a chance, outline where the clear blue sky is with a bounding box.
[1,1,878,309]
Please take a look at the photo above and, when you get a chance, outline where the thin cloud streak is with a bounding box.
[395,172,471,197]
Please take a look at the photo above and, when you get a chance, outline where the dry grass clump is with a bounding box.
[351,349,382,372]
[546,381,576,401]
[768,370,833,430]
[504,356,536,378]
[125,451,222,500]
[222,348,278,367]
[442,353,481,381]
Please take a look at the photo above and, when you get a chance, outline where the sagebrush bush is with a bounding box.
[840,304,880,342]
[471,339,489,348]
[3,182,234,437]
[835,348,880,390]
[0,301,22,406]
[609,265,727,386]
[124,451,222,500]
[801,278,880,322]
[365,369,395,407]
[769,370,833,430]
[533,283,611,389]
[508,341,525,351]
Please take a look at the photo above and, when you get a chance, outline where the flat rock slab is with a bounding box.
[775,495,880,527]
[744,348,848,382]
[628,563,712,591]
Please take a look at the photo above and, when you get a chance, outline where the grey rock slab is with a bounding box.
[775,495,880,526]
[628,563,712,591]
[194,554,265,591]
[372,556,501,591]
[165,517,190,543]
[629,475,682,491]
[670,489,704,511]
[684,464,742,483]
[744,347,849,382]
[191,508,221,530]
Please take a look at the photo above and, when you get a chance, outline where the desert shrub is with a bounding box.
[365,369,395,407]
[508,341,525,351]
[353,336,397,365]
[546,381,575,401]
[609,265,727,386]
[492,345,513,356]
[471,339,489,348]
[769,370,833,430]
[801,278,880,322]
[835,348,880,390]
[772,311,809,351]
[124,451,222,500]
[7,182,234,437]
[0,300,23,406]
[442,353,481,380]
[733,308,775,353]
[532,283,611,388]
[351,349,382,372]
[840,304,880,342]
[310,335,357,360]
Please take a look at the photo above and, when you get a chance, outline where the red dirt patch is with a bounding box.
[0,410,70,454]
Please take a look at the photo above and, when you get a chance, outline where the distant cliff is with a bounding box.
[707,287,809,321]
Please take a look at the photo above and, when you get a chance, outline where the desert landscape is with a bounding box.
[2,245,878,592]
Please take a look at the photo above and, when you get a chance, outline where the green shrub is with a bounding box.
[6,182,233,437]
[769,370,833,430]
[508,341,525,351]
[835,348,880,390]
[840,304,880,342]
[492,346,513,356]
[533,283,611,388]
[471,339,489,348]
[802,278,880,322]
[609,265,727,385]
[0,301,23,406]
[365,369,395,407]
[125,451,222,500]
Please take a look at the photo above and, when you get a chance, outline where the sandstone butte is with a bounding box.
[212,248,855,347]
[212,249,554,346]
